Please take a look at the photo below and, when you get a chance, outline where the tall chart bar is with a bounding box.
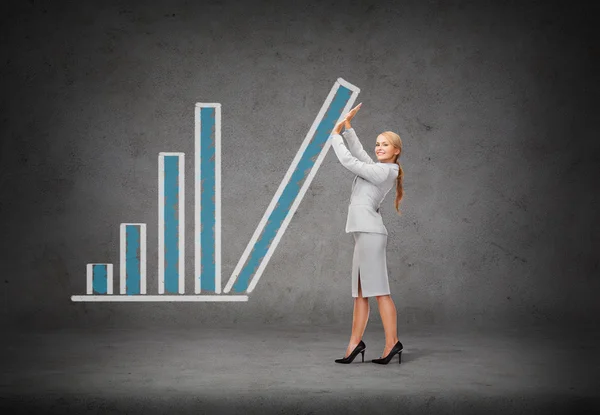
[86,263,113,295]
[195,103,221,294]
[158,152,185,294]
[224,78,360,294]
[120,223,147,295]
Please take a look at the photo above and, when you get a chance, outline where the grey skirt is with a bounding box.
[351,232,391,298]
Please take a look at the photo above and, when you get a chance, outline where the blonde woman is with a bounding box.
[329,103,405,365]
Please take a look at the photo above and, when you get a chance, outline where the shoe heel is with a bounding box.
[361,350,365,362]
[398,351,402,364]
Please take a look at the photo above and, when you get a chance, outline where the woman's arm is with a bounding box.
[342,128,375,164]
[330,133,388,185]
[335,103,374,163]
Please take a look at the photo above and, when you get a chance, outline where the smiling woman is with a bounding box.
[329,103,405,365]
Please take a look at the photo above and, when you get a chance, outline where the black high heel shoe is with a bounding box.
[371,340,403,364]
[335,340,366,364]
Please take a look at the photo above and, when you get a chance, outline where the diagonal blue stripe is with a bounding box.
[232,86,352,292]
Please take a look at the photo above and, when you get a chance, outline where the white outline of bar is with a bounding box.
[140,224,147,293]
[120,225,125,293]
[119,223,147,294]
[158,152,185,295]
[224,77,360,294]
[71,295,248,302]
[158,154,164,294]
[107,263,113,294]
[86,263,93,294]
[86,263,113,295]
[195,103,222,294]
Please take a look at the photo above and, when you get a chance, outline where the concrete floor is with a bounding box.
[1,323,598,414]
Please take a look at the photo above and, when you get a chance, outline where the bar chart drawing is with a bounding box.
[71,77,360,302]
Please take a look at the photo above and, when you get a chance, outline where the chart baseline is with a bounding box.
[71,295,248,302]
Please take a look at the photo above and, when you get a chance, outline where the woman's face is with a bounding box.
[375,135,399,163]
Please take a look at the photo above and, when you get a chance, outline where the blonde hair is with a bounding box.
[379,131,404,215]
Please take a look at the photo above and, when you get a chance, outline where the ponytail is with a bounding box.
[379,131,404,215]
[394,161,404,215]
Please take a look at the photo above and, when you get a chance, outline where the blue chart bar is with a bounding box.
[225,78,359,294]
[159,153,185,294]
[195,103,221,294]
[87,263,113,295]
[120,223,146,294]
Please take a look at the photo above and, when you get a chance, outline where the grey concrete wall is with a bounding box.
[1,0,597,329]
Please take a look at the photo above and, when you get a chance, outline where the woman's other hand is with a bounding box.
[333,119,345,135]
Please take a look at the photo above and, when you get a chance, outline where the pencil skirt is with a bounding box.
[351,231,391,298]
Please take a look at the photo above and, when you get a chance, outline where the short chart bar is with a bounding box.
[224,78,360,294]
[159,152,185,294]
[120,223,147,295]
[86,263,113,295]
[195,103,221,294]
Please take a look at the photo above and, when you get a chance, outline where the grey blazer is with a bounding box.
[330,128,399,235]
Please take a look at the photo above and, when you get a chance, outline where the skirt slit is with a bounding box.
[357,268,362,297]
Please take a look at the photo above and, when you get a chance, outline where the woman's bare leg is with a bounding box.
[375,295,399,357]
[345,272,369,357]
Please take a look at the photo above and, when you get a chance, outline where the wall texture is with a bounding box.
[1,0,597,329]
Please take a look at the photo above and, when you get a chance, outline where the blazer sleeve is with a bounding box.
[330,133,389,185]
[342,128,375,164]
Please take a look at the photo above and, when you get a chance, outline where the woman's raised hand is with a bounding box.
[344,102,362,129]
[333,103,362,134]
[346,103,362,121]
